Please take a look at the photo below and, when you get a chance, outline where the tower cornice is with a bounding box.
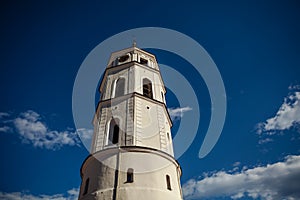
[80,146,182,178]
[107,46,158,67]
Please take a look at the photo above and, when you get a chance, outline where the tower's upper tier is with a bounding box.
[99,45,167,103]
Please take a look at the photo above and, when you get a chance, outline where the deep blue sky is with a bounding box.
[1,1,300,199]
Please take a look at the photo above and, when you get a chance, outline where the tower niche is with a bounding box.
[78,44,183,200]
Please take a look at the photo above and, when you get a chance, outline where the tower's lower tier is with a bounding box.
[78,146,183,200]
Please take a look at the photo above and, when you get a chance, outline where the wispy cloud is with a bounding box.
[258,137,273,144]
[182,155,300,200]
[76,128,93,148]
[232,161,241,167]
[0,112,10,119]
[76,128,93,140]
[0,126,11,133]
[0,112,12,132]
[0,188,79,200]
[168,106,192,121]
[1,110,81,150]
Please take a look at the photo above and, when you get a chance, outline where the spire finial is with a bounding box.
[132,34,137,47]
[133,40,137,47]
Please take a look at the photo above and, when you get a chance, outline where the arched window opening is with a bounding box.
[108,118,120,145]
[161,92,165,103]
[167,132,170,141]
[166,175,172,190]
[127,168,134,183]
[115,78,125,98]
[143,78,153,99]
[83,178,89,195]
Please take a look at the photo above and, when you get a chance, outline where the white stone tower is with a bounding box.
[78,44,183,200]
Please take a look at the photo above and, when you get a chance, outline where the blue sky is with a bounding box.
[1,1,300,199]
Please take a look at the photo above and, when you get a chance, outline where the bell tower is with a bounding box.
[78,44,183,200]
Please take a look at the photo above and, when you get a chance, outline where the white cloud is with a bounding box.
[182,155,300,200]
[256,87,300,135]
[255,86,300,145]
[168,106,192,121]
[0,188,79,200]
[12,110,80,150]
